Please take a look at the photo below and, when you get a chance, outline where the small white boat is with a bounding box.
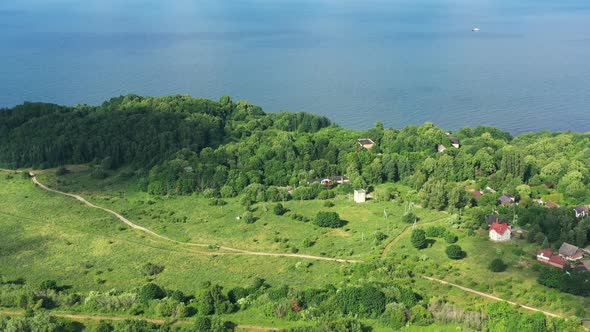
[472,27,480,32]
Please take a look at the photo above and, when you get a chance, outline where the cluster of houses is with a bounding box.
[485,214,590,271]
[536,242,590,271]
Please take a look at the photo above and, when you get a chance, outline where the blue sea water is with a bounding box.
[1,0,590,134]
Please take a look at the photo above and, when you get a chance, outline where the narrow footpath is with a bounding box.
[421,276,562,318]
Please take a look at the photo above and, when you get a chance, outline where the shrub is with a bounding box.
[273,203,287,216]
[39,280,58,291]
[410,305,433,326]
[374,231,388,244]
[194,315,212,331]
[228,287,249,303]
[242,211,255,224]
[141,263,164,276]
[488,258,507,272]
[425,226,446,237]
[397,287,418,307]
[96,320,114,332]
[402,212,417,224]
[411,229,427,249]
[323,201,335,208]
[291,214,310,222]
[314,211,343,228]
[302,238,315,248]
[381,303,407,329]
[317,190,335,200]
[445,245,465,260]
[138,283,166,302]
[444,232,458,244]
[334,286,386,317]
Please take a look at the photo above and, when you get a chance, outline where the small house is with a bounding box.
[437,144,447,153]
[558,242,584,261]
[358,138,375,149]
[450,137,461,149]
[574,206,589,218]
[471,191,483,199]
[320,178,333,187]
[354,189,366,203]
[498,194,515,205]
[332,176,350,184]
[489,222,511,242]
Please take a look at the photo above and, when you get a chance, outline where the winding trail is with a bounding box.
[421,276,562,318]
[25,172,359,263]
[0,309,280,331]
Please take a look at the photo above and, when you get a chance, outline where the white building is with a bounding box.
[354,189,366,203]
[489,222,511,242]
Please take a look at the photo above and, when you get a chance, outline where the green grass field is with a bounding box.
[0,175,350,293]
[2,168,589,329]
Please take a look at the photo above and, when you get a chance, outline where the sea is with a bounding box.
[1,0,590,134]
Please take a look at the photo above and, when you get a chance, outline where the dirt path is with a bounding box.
[26,173,359,263]
[380,217,448,259]
[0,309,281,331]
[421,276,562,318]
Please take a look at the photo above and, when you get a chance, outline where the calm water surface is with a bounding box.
[1,0,590,134]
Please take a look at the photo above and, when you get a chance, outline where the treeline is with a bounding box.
[3,95,590,208]
[0,95,331,169]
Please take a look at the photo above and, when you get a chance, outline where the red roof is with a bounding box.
[490,222,510,235]
[472,191,483,198]
[549,255,567,268]
[537,248,553,257]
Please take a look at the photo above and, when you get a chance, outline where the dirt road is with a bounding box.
[421,276,562,318]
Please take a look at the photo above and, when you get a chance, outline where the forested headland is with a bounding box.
[2,95,590,331]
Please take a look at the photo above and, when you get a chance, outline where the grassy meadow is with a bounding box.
[2,168,589,328]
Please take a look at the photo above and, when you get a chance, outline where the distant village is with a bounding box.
[308,136,590,272]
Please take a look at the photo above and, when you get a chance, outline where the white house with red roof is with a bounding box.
[489,222,511,242]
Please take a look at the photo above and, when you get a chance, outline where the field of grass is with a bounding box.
[0,174,351,294]
[37,170,445,261]
[3,167,590,329]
